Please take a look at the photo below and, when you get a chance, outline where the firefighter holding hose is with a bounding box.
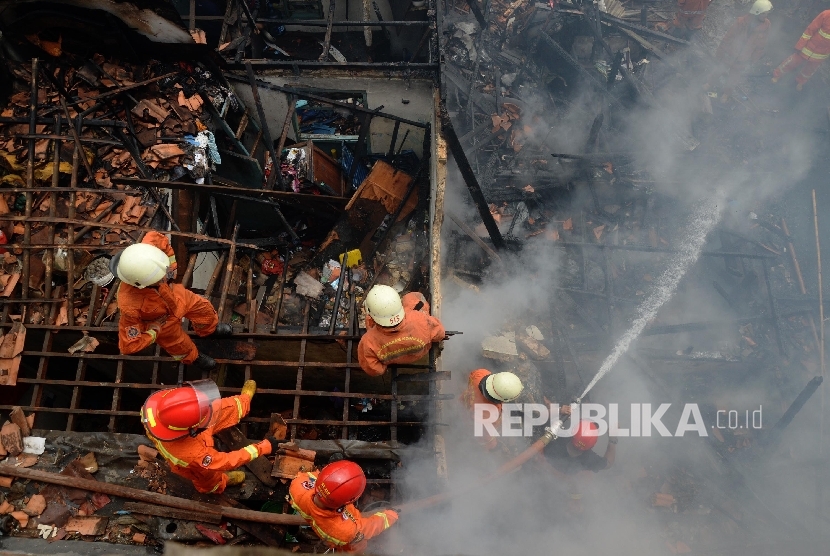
[289,460,399,552]
[460,369,524,450]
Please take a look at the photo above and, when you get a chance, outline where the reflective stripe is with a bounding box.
[820,29,830,40]
[373,511,391,529]
[243,444,259,459]
[802,33,812,40]
[144,408,156,428]
[150,437,189,467]
[145,329,157,343]
[209,482,221,493]
[289,497,348,547]
[801,47,829,59]
[235,397,243,419]
[169,255,177,264]
[171,353,187,361]
[167,425,189,431]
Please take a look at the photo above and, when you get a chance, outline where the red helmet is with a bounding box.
[315,461,366,509]
[141,380,221,442]
[571,420,599,451]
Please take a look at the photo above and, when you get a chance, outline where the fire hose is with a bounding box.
[396,422,563,514]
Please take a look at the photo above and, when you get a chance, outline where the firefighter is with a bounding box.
[289,460,399,552]
[357,285,446,377]
[773,9,830,90]
[543,419,617,475]
[460,369,523,450]
[112,231,231,371]
[657,0,713,40]
[140,379,276,494]
[705,0,772,102]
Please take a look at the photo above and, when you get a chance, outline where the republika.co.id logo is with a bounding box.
[473,403,763,438]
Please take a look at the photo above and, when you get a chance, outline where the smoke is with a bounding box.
[377,8,829,556]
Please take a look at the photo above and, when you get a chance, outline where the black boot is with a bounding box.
[211,323,233,338]
[193,353,216,371]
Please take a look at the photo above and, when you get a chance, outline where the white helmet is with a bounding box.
[749,0,772,15]
[365,285,405,327]
[116,243,170,288]
[484,372,523,402]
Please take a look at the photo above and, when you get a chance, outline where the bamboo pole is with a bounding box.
[813,189,825,515]
[0,466,305,526]
[782,218,820,348]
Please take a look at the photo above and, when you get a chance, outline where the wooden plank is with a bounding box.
[215,426,278,488]
[122,502,222,524]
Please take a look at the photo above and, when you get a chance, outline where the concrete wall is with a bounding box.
[232,76,434,159]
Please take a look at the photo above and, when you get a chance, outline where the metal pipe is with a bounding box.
[398,427,556,513]
[0,466,306,526]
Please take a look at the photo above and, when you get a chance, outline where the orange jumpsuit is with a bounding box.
[460,369,501,450]
[357,292,445,377]
[672,0,712,34]
[117,232,218,364]
[774,10,830,86]
[146,393,269,494]
[710,15,770,95]
[289,471,398,552]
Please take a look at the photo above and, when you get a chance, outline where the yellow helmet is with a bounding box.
[485,372,523,402]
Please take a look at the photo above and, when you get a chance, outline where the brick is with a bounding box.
[65,516,108,536]
[137,445,158,462]
[24,494,46,516]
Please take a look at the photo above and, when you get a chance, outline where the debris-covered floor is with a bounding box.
[0,0,830,553]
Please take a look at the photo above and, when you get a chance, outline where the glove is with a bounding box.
[254,438,273,457]
[383,510,399,527]
[145,318,166,343]
[241,380,256,399]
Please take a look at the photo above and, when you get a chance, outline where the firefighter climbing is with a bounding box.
[113,231,232,370]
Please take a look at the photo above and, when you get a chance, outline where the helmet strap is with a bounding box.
[479,378,500,404]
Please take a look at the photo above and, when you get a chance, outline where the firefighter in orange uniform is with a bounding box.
[112,231,232,371]
[773,9,830,90]
[140,379,274,494]
[289,460,399,552]
[706,0,772,101]
[460,369,523,450]
[657,0,712,39]
[357,285,446,377]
